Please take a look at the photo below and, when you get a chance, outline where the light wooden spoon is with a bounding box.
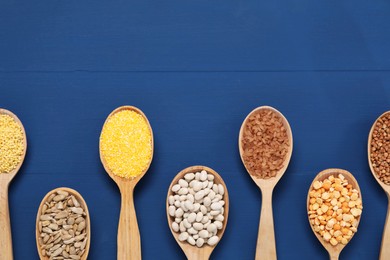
[166,165,229,260]
[368,111,390,260]
[238,106,293,260]
[36,187,91,260]
[0,108,27,260]
[307,168,362,260]
[100,105,154,260]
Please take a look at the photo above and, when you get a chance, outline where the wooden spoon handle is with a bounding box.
[185,246,213,260]
[117,185,141,260]
[380,198,390,260]
[255,189,276,260]
[0,183,13,260]
[328,251,339,260]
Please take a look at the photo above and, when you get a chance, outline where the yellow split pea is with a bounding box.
[100,110,152,179]
[0,114,24,173]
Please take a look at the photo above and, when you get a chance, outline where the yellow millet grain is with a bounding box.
[0,114,24,173]
[100,110,152,179]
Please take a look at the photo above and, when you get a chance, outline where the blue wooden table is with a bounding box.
[1,0,390,259]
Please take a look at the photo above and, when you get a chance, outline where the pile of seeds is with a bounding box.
[0,114,24,173]
[37,189,88,259]
[100,109,152,179]
[241,109,290,179]
[370,112,390,185]
[168,170,225,247]
[308,174,362,246]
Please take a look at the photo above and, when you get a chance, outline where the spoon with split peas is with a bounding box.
[368,111,390,260]
[238,106,293,260]
[307,169,362,260]
[0,109,27,260]
[99,106,154,260]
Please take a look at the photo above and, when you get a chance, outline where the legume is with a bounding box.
[168,170,225,247]
[308,173,362,246]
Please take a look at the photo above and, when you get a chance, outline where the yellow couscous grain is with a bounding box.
[0,114,25,173]
[100,110,152,179]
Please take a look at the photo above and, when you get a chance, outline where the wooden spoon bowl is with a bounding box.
[368,111,390,260]
[238,106,293,260]
[99,105,154,260]
[307,169,362,260]
[36,187,91,260]
[166,166,229,260]
[0,108,27,260]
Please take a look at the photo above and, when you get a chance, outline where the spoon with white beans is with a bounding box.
[167,165,229,260]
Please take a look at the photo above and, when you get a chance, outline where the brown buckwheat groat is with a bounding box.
[370,112,390,185]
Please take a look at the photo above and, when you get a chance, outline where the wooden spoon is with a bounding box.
[0,108,27,260]
[36,187,91,260]
[368,111,390,260]
[307,168,362,260]
[238,106,293,260]
[166,165,229,260]
[99,106,154,260]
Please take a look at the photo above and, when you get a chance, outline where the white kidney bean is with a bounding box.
[169,196,174,205]
[218,184,224,195]
[195,190,205,201]
[175,208,184,218]
[187,212,196,223]
[168,206,175,217]
[188,227,197,235]
[211,202,222,210]
[200,170,208,181]
[180,222,186,232]
[187,236,196,245]
[169,169,226,248]
[196,238,204,247]
[196,212,203,222]
[185,200,194,211]
[172,222,179,232]
[214,221,222,229]
[179,232,188,241]
[172,184,180,192]
[215,214,224,222]
[198,230,208,238]
[203,197,211,207]
[212,184,218,193]
[193,182,202,192]
[193,223,204,231]
[179,179,188,188]
[185,173,195,181]
[207,236,219,246]
[193,203,200,212]
[207,224,217,233]
[183,219,191,229]
[178,188,188,195]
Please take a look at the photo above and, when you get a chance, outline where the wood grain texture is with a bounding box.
[368,111,390,260]
[35,187,91,260]
[238,106,293,260]
[0,109,27,260]
[306,169,362,260]
[166,165,229,260]
[99,105,154,260]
